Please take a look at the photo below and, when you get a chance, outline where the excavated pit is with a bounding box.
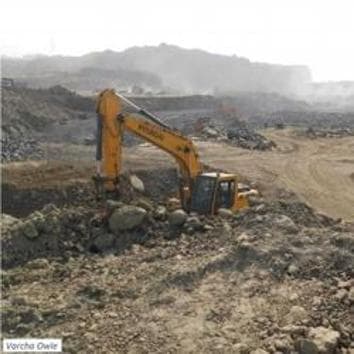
[2,184,92,218]
[2,86,354,353]
[2,160,179,218]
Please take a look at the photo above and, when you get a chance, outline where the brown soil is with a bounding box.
[3,128,354,220]
[2,128,354,353]
[115,128,354,221]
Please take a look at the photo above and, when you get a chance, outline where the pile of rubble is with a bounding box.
[201,122,276,150]
[248,110,354,130]
[226,126,276,150]
[1,135,44,162]
[299,127,354,139]
[2,183,354,352]
[1,85,94,161]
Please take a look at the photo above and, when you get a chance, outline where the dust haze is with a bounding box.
[1,1,354,353]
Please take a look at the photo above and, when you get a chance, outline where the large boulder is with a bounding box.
[202,126,220,138]
[218,208,234,218]
[92,233,115,252]
[185,216,203,230]
[251,349,269,354]
[295,339,319,354]
[166,197,181,211]
[348,287,354,303]
[154,205,167,220]
[106,200,125,213]
[129,174,145,193]
[308,327,340,354]
[1,214,19,232]
[169,209,187,227]
[109,206,147,233]
[22,221,39,239]
[135,198,154,211]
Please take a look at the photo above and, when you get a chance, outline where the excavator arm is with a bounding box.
[120,113,201,176]
[119,112,203,208]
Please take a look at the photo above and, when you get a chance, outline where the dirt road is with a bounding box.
[126,129,354,221]
[3,129,354,220]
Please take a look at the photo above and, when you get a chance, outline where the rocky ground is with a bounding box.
[1,86,354,353]
[248,111,354,132]
[2,178,354,353]
[198,120,276,150]
[1,85,94,162]
[1,136,44,162]
[296,127,354,139]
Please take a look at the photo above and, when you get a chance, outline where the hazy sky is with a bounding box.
[1,0,354,81]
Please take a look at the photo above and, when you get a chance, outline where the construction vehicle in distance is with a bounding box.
[95,89,256,215]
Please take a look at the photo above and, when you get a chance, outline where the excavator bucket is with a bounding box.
[92,175,119,200]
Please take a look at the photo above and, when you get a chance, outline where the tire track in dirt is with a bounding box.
[198,129,354,221]
[260,130,354,220]
[3,130,354,221]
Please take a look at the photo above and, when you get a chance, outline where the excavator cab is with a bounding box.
[190,173,246,214]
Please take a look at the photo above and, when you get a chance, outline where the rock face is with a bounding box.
[218,208,234,218]
[168,209,187,226]
[109,206,147,232]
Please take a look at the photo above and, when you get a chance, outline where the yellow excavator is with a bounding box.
[94,89,254,215]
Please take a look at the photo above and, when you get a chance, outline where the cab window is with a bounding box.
[216,180,235,209]
[190,176,216,213]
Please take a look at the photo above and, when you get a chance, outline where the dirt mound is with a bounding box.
[1,86,94,161]
[1,162,178,217]
[297,126,354,139]
[249,110,354,130]
[1,137,44,162]
[2,194,353,352]
[188,116,276,150]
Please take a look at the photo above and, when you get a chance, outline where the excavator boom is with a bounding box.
[120,112,202,179]
[96,89,202,209]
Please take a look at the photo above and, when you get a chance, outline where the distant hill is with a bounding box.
[2,44,311,95]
